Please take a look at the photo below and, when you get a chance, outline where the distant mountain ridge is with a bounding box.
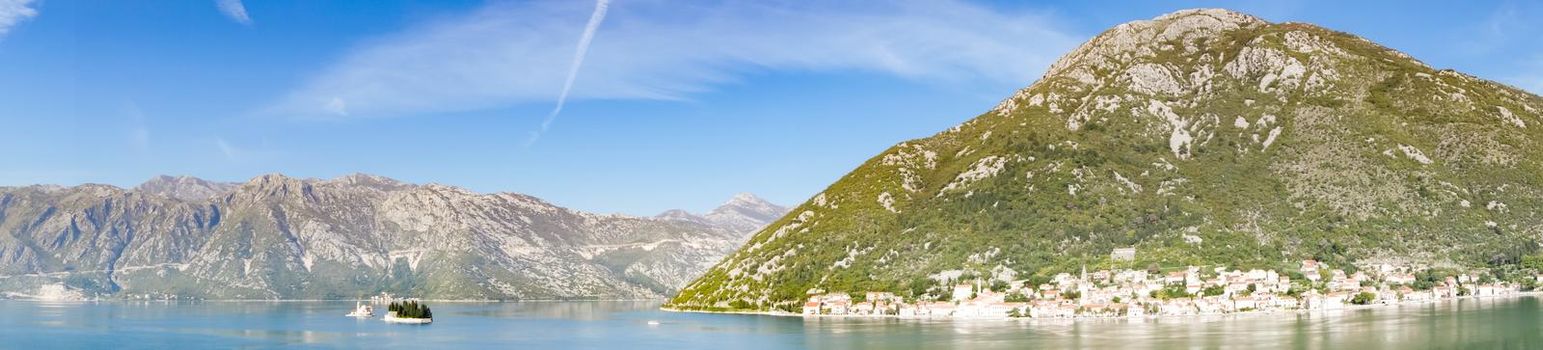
[134,175,237,201]
[0,173,785,300]
[656,193,790,236]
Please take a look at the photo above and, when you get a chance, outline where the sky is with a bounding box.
[1,0,1541,215]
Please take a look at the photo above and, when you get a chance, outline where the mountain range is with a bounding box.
[0,174,786,300]
[668,9,1543,312]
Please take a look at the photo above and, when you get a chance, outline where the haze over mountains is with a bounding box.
[0,174,785,300]
[669,9,1543,312]
[657,193,792,235]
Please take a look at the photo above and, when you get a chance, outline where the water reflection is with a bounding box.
[0,297,1540,349]
[789,297,1543,349]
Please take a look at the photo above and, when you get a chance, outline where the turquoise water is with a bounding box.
[3,297,1542,349]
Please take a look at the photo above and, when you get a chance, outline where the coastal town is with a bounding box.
[801,249,1530,319]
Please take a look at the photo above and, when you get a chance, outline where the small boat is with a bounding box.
[345,302,374,318]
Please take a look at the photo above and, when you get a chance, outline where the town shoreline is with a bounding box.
[0,297,672,303]
[660,291,1543,321]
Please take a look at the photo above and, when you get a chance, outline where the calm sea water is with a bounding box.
[2,297,1541,349]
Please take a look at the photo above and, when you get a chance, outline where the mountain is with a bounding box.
[134,175,238,201]
[668,9,1543,312]
[0,174,783,300]
[657,193,790,235]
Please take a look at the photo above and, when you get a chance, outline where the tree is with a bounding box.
[989,280,1011,293]
[1350,292,1376,305]
[1153,285,1190,300]
[1411,269,1445,290]
[389,301,434,319]
[1523,254,1543,271]
[908,277,934,297]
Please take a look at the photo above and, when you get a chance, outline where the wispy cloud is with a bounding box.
[1456,3,1523,55]
[528,0,611,147]
[124,101,151,153]
[215,0,252,25]
[213,137,278,163]
[215,138,238,161]
[0,0,38,38]
[267,0,1078,120]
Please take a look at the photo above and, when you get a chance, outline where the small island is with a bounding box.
[384,300,434,324]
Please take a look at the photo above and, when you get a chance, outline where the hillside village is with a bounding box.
[665,8,1543,315]
[801,249,1528,319]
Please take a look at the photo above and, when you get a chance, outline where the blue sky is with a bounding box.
[0,0,1540,215]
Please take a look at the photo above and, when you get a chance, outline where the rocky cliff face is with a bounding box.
[669,9,1543,312]
[0,174,781,300]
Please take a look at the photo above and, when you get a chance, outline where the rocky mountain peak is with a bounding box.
[1041,9,1256,80]
[245,173,301,185]
[135,175,237,201]
[234,173,317,200]
[653,193,789,235]
[326,173,413,191]
[71,183,128,198]
[655,209,699,220]
[1149,8,1264,28]
[712,193,782,217]
[705,193,789,235]
[722,192,769,207]
[417,182,475,196]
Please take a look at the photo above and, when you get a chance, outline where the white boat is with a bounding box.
[345,302,374,318]
[383,311,433,324]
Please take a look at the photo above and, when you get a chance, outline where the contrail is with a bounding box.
[528,0,610,147]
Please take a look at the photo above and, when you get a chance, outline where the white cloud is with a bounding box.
[216,0,252,25]
[215,138,237,161]
[213,137,279,163]
[0,0,38,38]
[124,101,151,153]
[131,127,151,151]
[267,0,1079,119]
[531,0,611,147]
[324,97,348,116]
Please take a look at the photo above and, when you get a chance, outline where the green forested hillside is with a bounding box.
[668,9,1543,312]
